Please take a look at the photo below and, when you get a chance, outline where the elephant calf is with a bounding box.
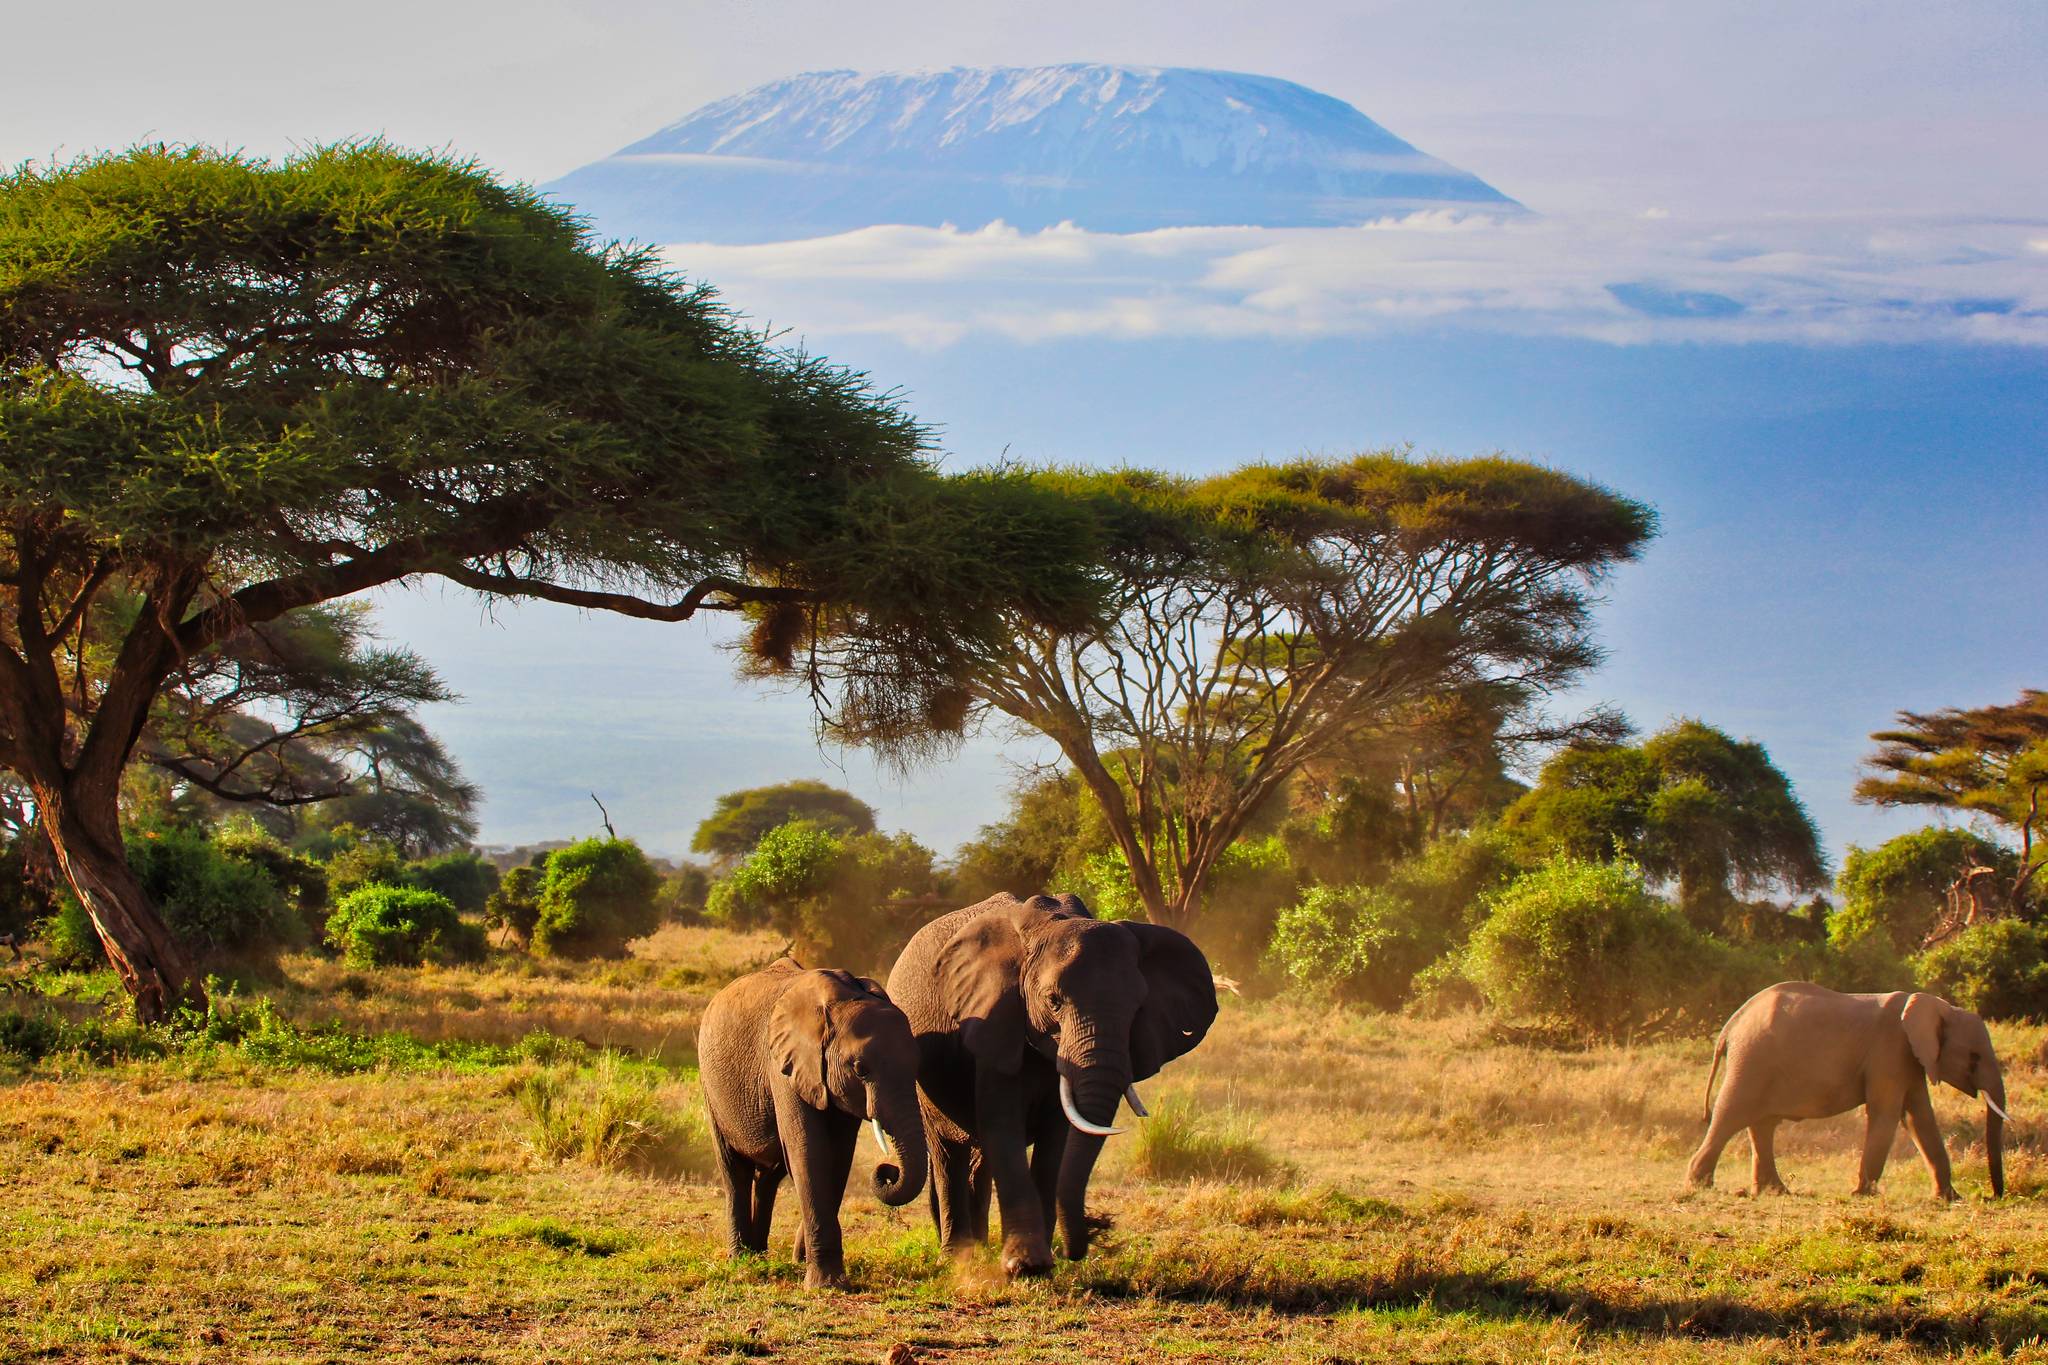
[1688,981,2009,1200]
[698,959,928,1286]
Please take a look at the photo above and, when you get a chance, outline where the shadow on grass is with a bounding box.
[1072,1249,2048,1351]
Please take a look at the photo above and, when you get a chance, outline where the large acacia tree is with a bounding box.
[927,456,1655,928]
[0,145,1100,1017]
[1856,690,2048,926]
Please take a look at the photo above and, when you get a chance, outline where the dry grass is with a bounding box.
[4,947,2048,1361]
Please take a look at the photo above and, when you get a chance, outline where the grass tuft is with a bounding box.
[515,1052,714,1178]
[1131,1093,1284,1184]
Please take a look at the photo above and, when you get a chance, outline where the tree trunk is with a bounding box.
[36,777,202,1023]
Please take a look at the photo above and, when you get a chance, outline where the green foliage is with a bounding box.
[1914,921,2048,1021]
[691,781,876,860]
[949,771,1091,901]
[406,850,499,915]
[485,865,544,944]
[708,819,941,970]
[41,894,107,969]
[323,839,408,903]
[1505,721,1826,930]
[1463,855,1764,1038]
[210,820,329,940]
[531,838,662,960]
[654,863,711,924]
[323,884,483,968]
[1832,826,2019,953]
[1197,835,1303,975]
[1267,884,1447,1010]
[0,830,53,941]
[125,822,295,960]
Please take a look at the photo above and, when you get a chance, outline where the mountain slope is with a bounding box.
[546,64,1520,243]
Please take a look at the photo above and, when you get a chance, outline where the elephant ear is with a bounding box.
[1901,992,1948,1078]
[769,979,832,1109]
[1123,921,1219,1082]
[936,910,1028,1074]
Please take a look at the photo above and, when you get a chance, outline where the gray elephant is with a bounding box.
[886,892,1217,1276]
[1688,981,2009,1199]
[697,959,928,1287]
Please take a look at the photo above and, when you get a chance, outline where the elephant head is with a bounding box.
[1902,991,2009,1197]
[769,969,929,1207]
[937,894,1217,1256]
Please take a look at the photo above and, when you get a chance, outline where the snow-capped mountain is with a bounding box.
[546,65,1521,243]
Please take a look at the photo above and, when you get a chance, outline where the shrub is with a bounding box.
[1197,836,1301,978]
[1131,1093,1282,1184]
[485,864,544,944]
[40,893,106,968]
[324,884,484,968]
[531,838,662,959]
[655,863,711,924]
[1463,854,1757,1038]
[1914,920,2048,1020]
[126,822,295,960]
[1832,827,2021,953]
[708,820,941,970]
[324,838,409,902]
[1267,884,1446,1009]
[406,850,499,915]
[212,821,329,941]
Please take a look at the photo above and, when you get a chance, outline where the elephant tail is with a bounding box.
[1702,1030,1729,1124]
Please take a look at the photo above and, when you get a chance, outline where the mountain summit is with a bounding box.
[546,64,1520,243]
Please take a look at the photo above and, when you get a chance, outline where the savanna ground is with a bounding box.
[3,925,2044,1363]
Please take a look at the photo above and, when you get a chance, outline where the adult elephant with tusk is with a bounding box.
[887,892,1217,1276]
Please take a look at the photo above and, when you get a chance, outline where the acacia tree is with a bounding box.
[0,145,1100,1017]
[1504,719,1828,928]
[1856,690,2048,926]
[938,456,1655,928]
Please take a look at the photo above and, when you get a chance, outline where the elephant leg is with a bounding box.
[974,1072,1052,1277]
[929,1133,979,1251]
[712,1128,763,1256]
[1686,1103,1746,1189]
[748,1167,783,1253]
[774,1094,855,1288]
[1029,1119,1067,1236]
[1903,1084,1957,1201]
[1855,1100,1904,1195]
[1749,1119,1789,1195]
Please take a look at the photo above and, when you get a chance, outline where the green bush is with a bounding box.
[1462,854,1758,1038]
[1914,920,2048,1020]
[1832,827,2020,953]
[531,838,662,960]
[406,850,499,915]
[1197,836,1302,979]
[1267,884,1446,1009]
[126,822,295,960]
[323,838,408,902]
[486,864,544,944]
[40,893,106,968]
[708,820,941,970]
[212,821,329,942]
[324,884,484,968]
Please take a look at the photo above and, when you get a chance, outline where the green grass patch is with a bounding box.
[481,1216,634,1257]
[1132,1093,1285,1184]
[516,1052,715,1178]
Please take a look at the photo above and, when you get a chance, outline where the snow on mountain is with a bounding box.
[545,64,1521,243]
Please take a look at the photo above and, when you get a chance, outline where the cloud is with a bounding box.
[659,210,2048,349]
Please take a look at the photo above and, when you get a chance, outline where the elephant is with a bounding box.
[886,892,1218,1276]
[1687,981,2009,1200]
[697,959,928,1287]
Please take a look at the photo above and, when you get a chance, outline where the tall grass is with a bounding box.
[1131,1093,1284,1184]
[515,1052,715,1178]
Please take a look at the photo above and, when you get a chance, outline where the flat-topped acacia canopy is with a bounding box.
[0,143,1102,1017]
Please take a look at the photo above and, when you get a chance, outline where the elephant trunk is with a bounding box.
[868,1082,928,1208]
[1054,1060,1128,1260]
[1986,1072,2007,1200]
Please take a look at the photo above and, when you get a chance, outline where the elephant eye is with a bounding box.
[851,1059,868,1080]
[1046,991,1063,1012]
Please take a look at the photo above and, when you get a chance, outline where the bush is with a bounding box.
[324,884,484,968]
[324,838,409,902]
[406,850,499,915]
[1914,920,2048,1020]
[1832,827,2021,953]
[126,822,295,960]
[531,838,662,959]
[708,820,941,970]
[40,893,106,968]
[486,864,544,944]
[1267,884,1447,1009]
[1462,854,1758,1038]
[212,821,329,942]
[1197,836,1302,979]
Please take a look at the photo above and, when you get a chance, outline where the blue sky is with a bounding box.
[7,2,2044,865]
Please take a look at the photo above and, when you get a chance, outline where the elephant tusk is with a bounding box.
[1124,1084,1150,1118]
[1060,1073,1124,1137]
[1985,1094,2012,1124]
[870,1119,892,1156]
